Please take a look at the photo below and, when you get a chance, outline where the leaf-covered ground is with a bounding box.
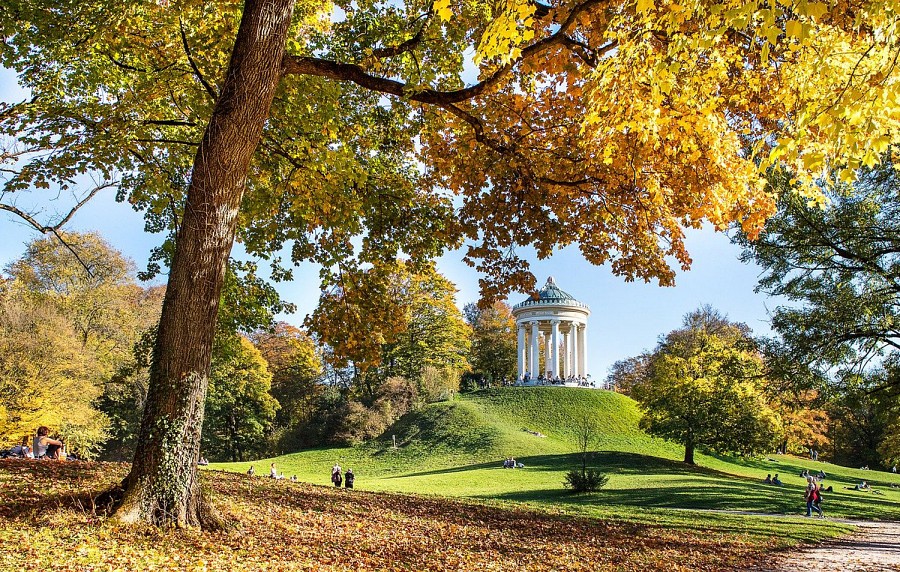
[0,459,789,571]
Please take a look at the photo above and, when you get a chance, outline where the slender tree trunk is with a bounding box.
[109,0,296,527]
[684,441,695,465]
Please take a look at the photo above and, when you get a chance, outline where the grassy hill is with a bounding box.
[213,387,900,540]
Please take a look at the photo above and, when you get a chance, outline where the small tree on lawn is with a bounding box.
[564,415,609,493]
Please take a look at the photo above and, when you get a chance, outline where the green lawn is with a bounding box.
[212,387,899,544]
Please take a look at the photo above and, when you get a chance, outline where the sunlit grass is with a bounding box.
[213,388,899,543]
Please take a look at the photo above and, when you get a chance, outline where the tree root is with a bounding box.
[93,479,227,531]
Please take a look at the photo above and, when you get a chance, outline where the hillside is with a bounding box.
[213,388,900,529]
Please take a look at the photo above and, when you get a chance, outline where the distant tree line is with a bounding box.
[0,232,519,461]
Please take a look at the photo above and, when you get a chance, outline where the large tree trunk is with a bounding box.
[110,0,296,527]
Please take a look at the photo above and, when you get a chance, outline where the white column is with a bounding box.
[560,329,568,378]
[572,323,580,378]
[568,326,576,377]
[517,324,526,379]
[580,325,588,379]
[530,321,540,379]
[550,319,560,378]
[542,332,550,376]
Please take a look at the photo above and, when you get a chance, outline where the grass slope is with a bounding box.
[214,388,899,543]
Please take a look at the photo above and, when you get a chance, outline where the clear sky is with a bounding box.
[0,68,780,379]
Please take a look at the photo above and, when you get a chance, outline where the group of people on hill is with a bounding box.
[502,457,524,469]
[1,427,73,460]
[244,462,355,489]
[518,373,609,389]
[331,464,355,488]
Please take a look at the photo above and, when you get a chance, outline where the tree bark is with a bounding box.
[684,441,695,465]
[109,0,296,527]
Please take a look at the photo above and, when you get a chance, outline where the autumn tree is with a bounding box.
[606,353,652,396]
[4,0,900,526]
[1,233,162,456]
[250,322,323,452]
[309,261,470,396]
[380,267,471,390]
[6,233,162,377]
[464,301,517,386]
[0,289,93,448]
[631,307,781,464]
[203,335,279,462]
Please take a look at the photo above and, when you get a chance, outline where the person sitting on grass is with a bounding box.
[32,427,63,460]
[247,465,255,476]
[4,437,30,458]
[763,474,772,484]
[270,462,277,478]
[772,474,783,486]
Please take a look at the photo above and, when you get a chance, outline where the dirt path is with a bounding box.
[768,520,900,571]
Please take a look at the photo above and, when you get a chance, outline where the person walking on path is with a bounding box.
[805,477,824,518]
[331,463,343,487]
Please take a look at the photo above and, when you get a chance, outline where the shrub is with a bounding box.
[564,468,609,493]
[421,366,459,403]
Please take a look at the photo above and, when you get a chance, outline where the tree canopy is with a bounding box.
[630,307,781,464]
[5,0,900,295]
[737,162,900,384]
[309,261,470,394]
[464,301,517,386]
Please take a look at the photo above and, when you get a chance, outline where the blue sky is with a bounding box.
[0,68,781,379]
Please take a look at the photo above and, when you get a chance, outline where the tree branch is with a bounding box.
[0,181,116,275]
[282,0,610,105]
[180,19,219,102]
[371,15,430,59]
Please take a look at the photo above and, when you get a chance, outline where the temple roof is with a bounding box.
[512,276,589,310]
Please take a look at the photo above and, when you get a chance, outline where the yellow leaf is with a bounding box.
[785,20,802,38]
[802,151,824,170]
[637,0,654,14]
[433,0,452,21]
[806,2,828,20]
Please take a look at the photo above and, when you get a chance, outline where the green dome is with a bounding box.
[513,277,588,310]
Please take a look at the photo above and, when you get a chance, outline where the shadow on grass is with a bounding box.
[387,451,900,520]
[395,451,727,479]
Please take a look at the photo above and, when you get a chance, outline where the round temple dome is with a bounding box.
[513,276,589,310]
